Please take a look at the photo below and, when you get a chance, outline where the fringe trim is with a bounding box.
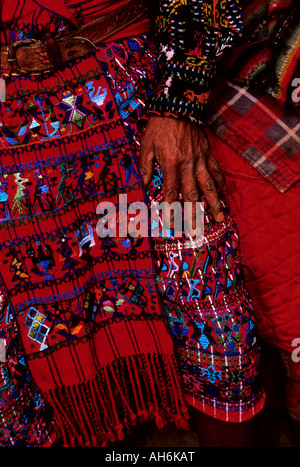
[45,353,190,447]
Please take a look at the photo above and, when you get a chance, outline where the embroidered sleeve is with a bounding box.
[147,0,243,124]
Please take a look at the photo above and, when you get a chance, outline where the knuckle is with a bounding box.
[184,189,199,202]
[203,177,217,193]
[164,186,179,200]
[195,164,206,178]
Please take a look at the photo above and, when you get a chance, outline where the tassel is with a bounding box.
[70,385,90,445]
[137,410,148,423]
[108,430,116,443]
[116,423,125,441]
[103,365,123,429]
[155,412,165,430]
[44,353,189,447]
[175,416,190,431]
[129,354,148,415]
[164,354,190,428]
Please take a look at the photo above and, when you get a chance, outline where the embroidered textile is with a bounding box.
[146,0,243,123]
[0,0,265,447]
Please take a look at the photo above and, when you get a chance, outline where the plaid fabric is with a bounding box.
[207,79,300,193]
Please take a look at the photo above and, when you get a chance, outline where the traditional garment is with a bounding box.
[146,0,244,122]
[205,0,300,355]
[0,0,265,447]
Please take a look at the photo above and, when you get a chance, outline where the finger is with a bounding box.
[180,161,202,234]
[139,136,155,187]
[200,130,227,192]
[162,162,180,203]
[207,153,226,192]
[196,165,225,223]
[161,159,180,231]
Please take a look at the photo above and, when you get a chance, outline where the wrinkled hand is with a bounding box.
[139,116,226,223]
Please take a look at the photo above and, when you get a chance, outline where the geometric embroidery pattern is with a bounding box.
[24,308,49,351]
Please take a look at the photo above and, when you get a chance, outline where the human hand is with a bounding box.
[139,116,226,223]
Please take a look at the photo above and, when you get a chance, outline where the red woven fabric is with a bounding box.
[1,0,151,41]
[0,23,189,446]
[207,129,300,354]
